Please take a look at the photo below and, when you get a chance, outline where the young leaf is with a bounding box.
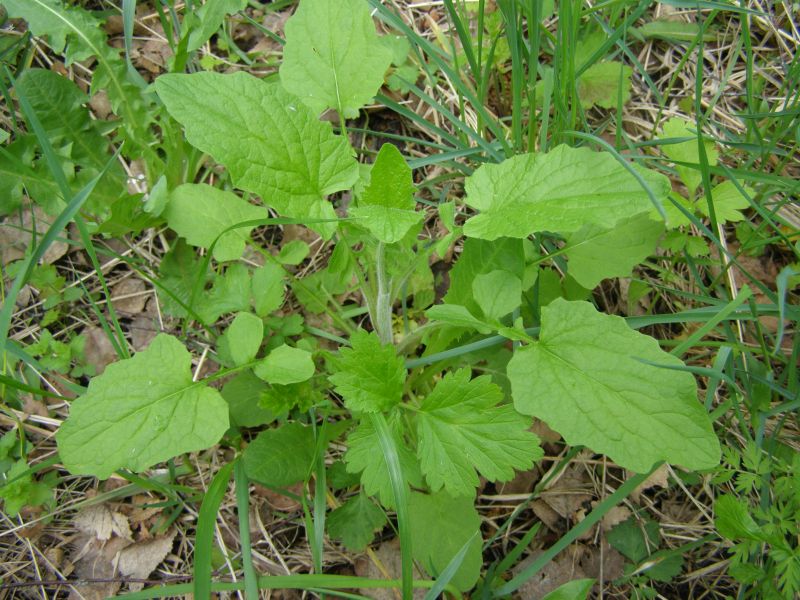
[254,344,315,385]
[328,330,405,413]
[277,240,310,265]
[279,0,393,118]
[715,495,766,542]
[345,419,423,508]
[471,270,522,320]
[462,145,670,240]
[659,118,719,197]
[425,304,493,334]
[221,371,274,428]
[350,144,422,244]
[199,263,251,323]
[704,180,752,223]
[165,184,265,262]
[185,0,247,53]
[409,490,482,591]
[444,237,526,316]
[251,263,286,317]
[327,492,387,551]
[224,312,263,366]
[416,369,542,497]
[243,423,314,488]
[541,579,595,600]
[565,213,664,289]
[155,72,358,236]
[56,334,229,479]
[577,61,633,109]
[507,299,721,472]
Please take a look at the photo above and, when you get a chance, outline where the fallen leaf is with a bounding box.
[118,531,176,592]
[354,539,425,600]
[631,463,670,503]
[0,206,69,265]
[74,504,132,542]
[81,326,119,375]
[111,277,148,314]
[540,465,593,520]
[514,546,587,599]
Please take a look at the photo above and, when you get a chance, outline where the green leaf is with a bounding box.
[15,69,118,170]
[221,371,273,428]
[243,423,314,488]
[165,183,265,262]
[345,418,423,508]
[607,516,659,563]
[715,495,765,541]
[705,180,752,223]
[224,312,263,366]
[254,344,315,385]
[471,270,522,320]
[416,369,541,497]
[507,299,721,472]
[185,0,247,52]
[277,240,310,265]
[659,118,718,197]
[565,213,663,289]
[328,330,405,413]
[200,263,251,323]
[251,263,286,317]
[279,0,393,118]
[3,0,150,150]
[541,579,595,600]
[350,144,421,243]
[425,304,493,334]
[56,334,229,478]
[155,72,358,237]
[444,237,525,316]
[577,61,632,109]
[409,490,482,591]
[327,492,387,551]
[0,460,53,516]
[462,145,670,240]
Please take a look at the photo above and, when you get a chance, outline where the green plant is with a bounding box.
[3,1,798,599]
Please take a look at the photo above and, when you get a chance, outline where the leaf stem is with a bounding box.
[374,242,393,345]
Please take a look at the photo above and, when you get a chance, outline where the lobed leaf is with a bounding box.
[416,369,542,496]
[328,330,405,413]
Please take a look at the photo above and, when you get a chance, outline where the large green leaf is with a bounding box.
[165,183,266,262]
[565,212,663,289]
[507,299,720,472]
[56,335,229,478]
[416,369,541,496]
[409,490,482,591]
[279,0,392,117]
[155,72,358,236]
[328,330,405,413]
[462,145,670,240]
[350,144,421,243]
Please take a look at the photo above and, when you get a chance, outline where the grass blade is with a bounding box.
[194,461,235,600]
